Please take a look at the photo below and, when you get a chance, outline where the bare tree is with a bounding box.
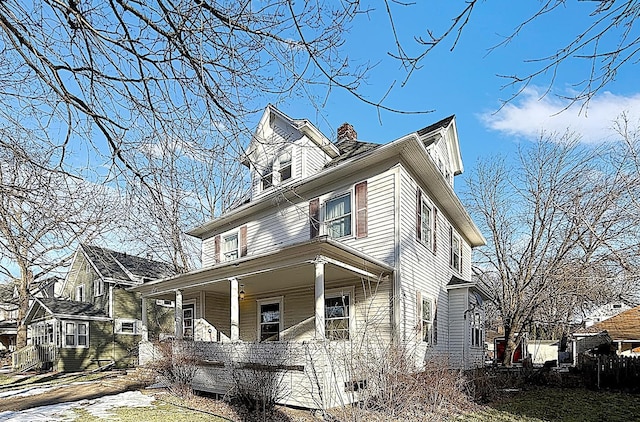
[466,135,640,365]
[388,0,639,108]
[0,139,117,348]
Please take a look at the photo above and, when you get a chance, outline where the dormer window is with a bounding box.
[279,151,292,182]
[259,149,293,191]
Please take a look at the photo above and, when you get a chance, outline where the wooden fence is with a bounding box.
[579,355,640,390]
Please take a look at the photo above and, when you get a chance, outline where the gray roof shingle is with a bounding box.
[38,297,109,319]
[81,244,177,282]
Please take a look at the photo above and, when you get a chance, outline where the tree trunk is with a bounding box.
[16,269,33,349]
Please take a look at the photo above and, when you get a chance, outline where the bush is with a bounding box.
[151,340,199,398]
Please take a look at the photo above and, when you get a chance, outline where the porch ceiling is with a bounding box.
[131,237,393,299]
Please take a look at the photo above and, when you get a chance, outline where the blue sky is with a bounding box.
[273,1,640,186]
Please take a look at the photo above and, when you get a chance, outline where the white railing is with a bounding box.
[12,344,56,372]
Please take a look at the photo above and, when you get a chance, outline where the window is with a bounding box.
[261,171,273,190]
[156,299,175,307]
[222,233,239,261]
[325,194,352,238]
[64,321,89,348]
[471,312,483,348]
[325,293,350,340]
[116,319,140,335]
[279,151,292,182]
[94,279,104,297]
[76,285,85,302]
[450,228,461,273]
[420,199,433,249]
[258,298,282,341]
[421,297,434,344]
[183,304,195,339]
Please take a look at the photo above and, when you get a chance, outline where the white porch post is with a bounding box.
[315,259,326,339]
[175,289,183,340]
[141,297,149,342]
[230,277,240,341]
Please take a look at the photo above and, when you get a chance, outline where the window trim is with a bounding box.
[63,320,89,348]
[324,287,354,341]
[324,192,353,239]
[256,296,283,342]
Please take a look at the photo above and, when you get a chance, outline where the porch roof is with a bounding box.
[25,297,110,324]
[130,236,394,298]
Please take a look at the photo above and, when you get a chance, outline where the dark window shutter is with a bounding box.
[416,188,422,242]
[416,291,422,333]
[309,198,320,238]
[449,226,453,267]
[214,235,220,263]
[433,299,438,345]
[240,225,248,257]
[433,208,438,254]
[355,181,368,238]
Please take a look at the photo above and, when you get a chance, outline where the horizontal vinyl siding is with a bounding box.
[57,320,115,371]
[447,289,467,368]
[113,289,142,320]
[398,167,454,353]
[205,293,231,339]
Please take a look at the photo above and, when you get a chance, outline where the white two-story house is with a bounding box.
[132,104,487,409]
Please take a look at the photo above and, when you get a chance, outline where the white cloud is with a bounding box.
[480,88,640,143]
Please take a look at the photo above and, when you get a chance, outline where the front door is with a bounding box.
[183,303,195,339]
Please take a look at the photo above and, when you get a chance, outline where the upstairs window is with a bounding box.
[222,233,239,261]
[325,194,352,238]
[450,227,461,273]
[279,151,292,182]
[325,293,350,340]
[261,170,273,190]
[94,279,104,297]
[420,199,433,249]
[76,285,85,302]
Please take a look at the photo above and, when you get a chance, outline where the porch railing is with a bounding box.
[12,344,57,372]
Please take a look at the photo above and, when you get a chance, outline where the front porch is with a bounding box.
[133,238,396,409]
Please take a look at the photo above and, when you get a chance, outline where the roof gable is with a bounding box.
[80,244,177,283]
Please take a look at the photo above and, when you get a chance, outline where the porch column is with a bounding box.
[141,297,148,342]
[315,259,326,340]
[175,289,183,340]
[230,277,240,341]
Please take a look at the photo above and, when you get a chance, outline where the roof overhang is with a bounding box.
[189,133,485,247]
[130,236,394,299]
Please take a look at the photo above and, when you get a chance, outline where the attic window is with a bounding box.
[261,171,273,190]
[279,151,292,181]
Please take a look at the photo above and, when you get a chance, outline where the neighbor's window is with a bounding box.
[222,233,239,261]
[64,321,89,348]
[94,279,104,297]
[325,194,352,238]
[116,319,140,335]
[420,198,433,249]
[75,285,85,302]
[450,228,461,273]
[258,299,281,341]
[325,293,350,340]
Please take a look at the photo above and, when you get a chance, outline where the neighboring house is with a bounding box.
[572,304,640,361]
[132,105,488,409]
[18,244,177,372]
[0,285,17,353]
[581,302,631,328]
[0,277,58,354]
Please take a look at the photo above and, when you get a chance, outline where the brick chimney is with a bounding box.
[337,123,357,144]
